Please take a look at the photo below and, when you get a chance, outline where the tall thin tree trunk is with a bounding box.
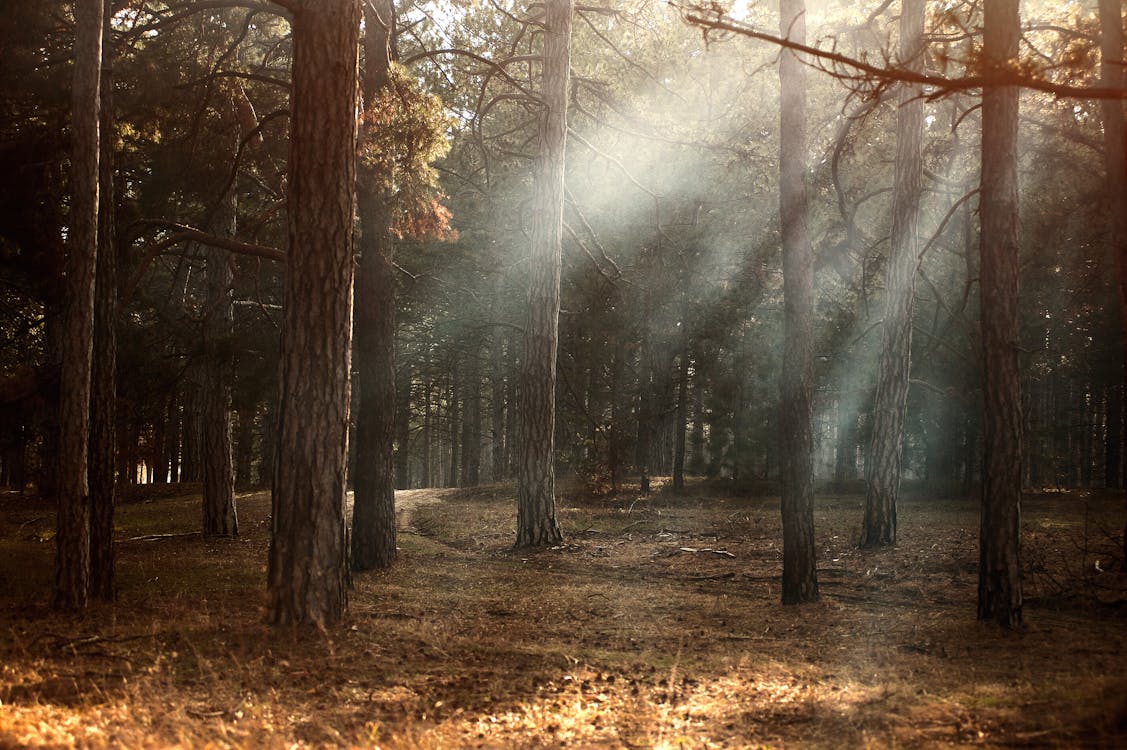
[89,1,116,599]
[491,314,507,482]
[778,0,818,604]
[395,366,411,489]
[201,183,238,537]
[672,331,689,491]
[447,372,460,487]
[977,0,1023,628]
[351,0,397,572]
[1098,0,1127,570]
[462,343,482,487]
[422,377,432,487]
[267,0,361,627]
[516,0,571,547]
[55,0,104,611]
[862,0,925,548]
[235,406,256,490]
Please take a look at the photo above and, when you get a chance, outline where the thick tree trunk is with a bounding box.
[55,0,104,611]
[862,0,924,548]
[351,0,397,572]
[977,0,1023,628]
[267,0,361,627]
[89,4,116,599]
[778,0,818,605]
[202,187,238,537]
[516,0,571,547]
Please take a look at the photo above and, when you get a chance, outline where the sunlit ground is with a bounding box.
[1,482,1125,748]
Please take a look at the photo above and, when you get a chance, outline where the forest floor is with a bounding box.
[1,480,1125,749]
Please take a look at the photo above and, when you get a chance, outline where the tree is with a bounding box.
[55,0,104,611]
[201,181,238,537]
[861,0,925,548]
[267,0,361,627]
[516,0,572,548]
[977,0,1023,628]
[777,0,818,605]
[351,0,398,572]
[1098,0,1127,573]
[89,0,116,600]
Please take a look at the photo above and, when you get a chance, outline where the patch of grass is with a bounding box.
[1,483,1125,748]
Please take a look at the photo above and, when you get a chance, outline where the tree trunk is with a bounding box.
[441,372,455,484]
[516,0,571,547]
[351,0,397,572]
[1098,0,1127,571]
[672,333,689,491]
[235,406,256,490]
[462,343,482,487]
[201,184,238,537]
[421,376,432,487]
[395,366,411,489]
[862,0,924,548]
[977,0,1023,628]
[491,314,507,482]
[267,0,361,627]
[636,337,654,494]
[179,371,202,483]
[689,367,705,477]
[89,2,116,599]
[778,0,818,604]
[55,0,104,611]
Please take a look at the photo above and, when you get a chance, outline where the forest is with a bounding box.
[1,0,1126,747]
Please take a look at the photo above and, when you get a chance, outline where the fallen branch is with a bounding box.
[676,547,736,559]
[124,532,202,542]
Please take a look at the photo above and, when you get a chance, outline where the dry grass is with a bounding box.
[1,481,1125,748]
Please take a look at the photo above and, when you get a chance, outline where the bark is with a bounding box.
[977,0,1023,628]
[778,0,818,604]
[55,0,104,611]
[516,0,571,547]
[862,0,925,548]
[1098,0,1127,569]
[351,0,397,572]
[201,186,238,537]
[267,0,361,627]
[89,2,116,599]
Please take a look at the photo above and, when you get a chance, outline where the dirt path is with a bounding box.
[344,487,453,528]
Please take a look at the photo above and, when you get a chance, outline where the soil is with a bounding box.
[0,481,1125,748]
